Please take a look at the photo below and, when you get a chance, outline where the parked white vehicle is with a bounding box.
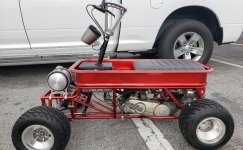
[0,0,243,66]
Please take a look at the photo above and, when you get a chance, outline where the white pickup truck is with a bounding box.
[0,0,243,66]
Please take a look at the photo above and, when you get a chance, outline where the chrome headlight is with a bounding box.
[47,66,72,91]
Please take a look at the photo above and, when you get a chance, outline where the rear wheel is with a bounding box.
[12,106,71,150]
[179,99,234,150]
[157,19,214,64]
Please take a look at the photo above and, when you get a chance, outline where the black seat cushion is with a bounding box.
[133,59,205,70]
[78,62,112,70]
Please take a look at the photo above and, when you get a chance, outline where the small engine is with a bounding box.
[122,90,178,116]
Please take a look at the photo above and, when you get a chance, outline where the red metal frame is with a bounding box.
[41,59,212,120]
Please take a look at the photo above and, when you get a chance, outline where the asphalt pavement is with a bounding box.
[0,44,243,150]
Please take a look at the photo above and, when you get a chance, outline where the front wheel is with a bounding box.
[12,106,71,150]
[179,99,234,150]
[157,19,214,64]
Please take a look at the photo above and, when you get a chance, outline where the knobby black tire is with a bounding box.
[12,106,71,150]
[40,106,71,142]
[179,99,234,150]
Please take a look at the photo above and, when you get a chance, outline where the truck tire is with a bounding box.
[158,19,214,64]
[179,99,234,150]
[140,52,157,57]
[12,106,71,150]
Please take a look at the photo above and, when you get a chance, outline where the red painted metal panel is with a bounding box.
[40,59,212,120]
[69,59,212,89]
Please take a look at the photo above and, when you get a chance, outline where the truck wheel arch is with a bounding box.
[153,6,223,50]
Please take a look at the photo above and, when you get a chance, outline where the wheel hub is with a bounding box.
[196,117,226,144]
[33,128,51,142]
[199,120,214,132]
[22,125,54,150]
[173,32,205,61]
[184,45,190,51]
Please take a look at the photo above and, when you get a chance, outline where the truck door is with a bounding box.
[0,0,30,50]
[20,0,120,53]
[118,0,163,51]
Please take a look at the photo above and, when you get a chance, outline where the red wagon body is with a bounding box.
[70,59,212,88]
[41,59,213,120]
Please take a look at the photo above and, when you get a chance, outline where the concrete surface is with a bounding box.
[0,44,243,150]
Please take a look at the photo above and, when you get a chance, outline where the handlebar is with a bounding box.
[100,0,106,8]
[92,5,115,17]
[84,0,127,66]
[93,2,127,13]
[87,1,127,37]
[92,2,127,19]
[105,2,127,12]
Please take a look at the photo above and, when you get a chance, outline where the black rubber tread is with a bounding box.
[41,106,71,142]
[44,107,71,141]
[179,99,234,150]
[157,19,214,64]
[23,106,71,144]
[12,106,70,150]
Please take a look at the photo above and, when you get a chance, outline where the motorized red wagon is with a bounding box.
[12,1,234,150]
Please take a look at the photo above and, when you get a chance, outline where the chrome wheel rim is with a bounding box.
[173,32,204,61]
[196,117,226,144]
[22,125,54,150]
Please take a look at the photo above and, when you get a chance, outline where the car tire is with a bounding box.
[179,99,234,150]
[12,106,71,150]
[157,19,214,64]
